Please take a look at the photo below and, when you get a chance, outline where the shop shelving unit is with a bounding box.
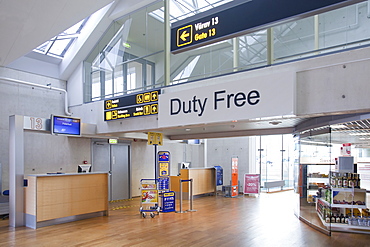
[316,187,370,234]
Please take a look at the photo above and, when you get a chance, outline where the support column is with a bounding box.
[314,15,319,51]
[233,37,239,72]
[9,115,25,227]
[164,0,171,86]
[267,28,274,65]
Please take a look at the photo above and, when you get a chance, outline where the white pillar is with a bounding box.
[9,115,25,227]
[164,0,171,86]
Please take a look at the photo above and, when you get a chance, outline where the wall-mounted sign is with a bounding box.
[171,0,362,53]
[104,90,160,121]
[109,138,118,144]
[23,116,49,131]
[159,72,294,128]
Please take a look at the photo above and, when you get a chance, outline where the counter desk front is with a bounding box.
[170,168,216,199]
[24,172,109,229]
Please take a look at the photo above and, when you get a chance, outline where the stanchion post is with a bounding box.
[176,179,187,213]
[187,178,197,212]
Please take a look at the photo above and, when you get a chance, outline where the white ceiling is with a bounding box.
[0,0,114,67]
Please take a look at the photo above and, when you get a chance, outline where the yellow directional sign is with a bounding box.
[148,132,163,145]
[177,25,192,47]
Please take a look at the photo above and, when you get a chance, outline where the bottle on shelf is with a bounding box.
[358,216,364,226]
[331,214,336,223]
[330,172,336,187]
[348,173,354,188]
[337,173,342,188]
[342,173,348,188]
[336,214,341,223]
[340,214,345,224]
[356,174,361,189]
[345,214,349,224]
[363,216,368,227]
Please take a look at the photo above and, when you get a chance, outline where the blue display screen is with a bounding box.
[52,116,81,136]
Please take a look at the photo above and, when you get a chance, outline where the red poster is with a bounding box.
[244,174,260,194]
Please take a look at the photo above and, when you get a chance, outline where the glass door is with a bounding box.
[256,134,295,192]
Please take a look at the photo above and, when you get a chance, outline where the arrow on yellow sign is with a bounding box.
[180,30,190,41]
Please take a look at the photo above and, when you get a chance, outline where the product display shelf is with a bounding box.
[316,212,370,233]
[315,187,370,234]
[306,175,329,203]
[318,197,367,209]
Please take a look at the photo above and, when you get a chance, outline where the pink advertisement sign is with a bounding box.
[244,174,260,194]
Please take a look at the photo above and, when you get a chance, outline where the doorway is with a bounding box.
[256,134,295,191]
[92,141,130,201]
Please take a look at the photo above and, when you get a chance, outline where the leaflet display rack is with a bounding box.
[140,179,160,218]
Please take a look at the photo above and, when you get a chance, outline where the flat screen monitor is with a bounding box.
[51,115,81,136]
[78,164,91,173]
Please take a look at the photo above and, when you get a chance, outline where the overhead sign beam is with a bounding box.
[171,0,365,53]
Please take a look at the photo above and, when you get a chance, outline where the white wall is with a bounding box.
[296,57,370,116]
[207,137,250,191]
[68,63,84,107]
[0,67,91,191]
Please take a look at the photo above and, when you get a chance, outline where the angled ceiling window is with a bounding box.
[149,0,233,23]
[33,17,89,58]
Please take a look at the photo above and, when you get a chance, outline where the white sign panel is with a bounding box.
[23,116,49,131]
[159,72,295,127]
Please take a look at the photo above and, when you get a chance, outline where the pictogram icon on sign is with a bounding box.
[144,93,151,102]
[151,104,158,114]
[106,100,112,109]
[151,91,158,101]
[177,25,192,47]
[137,94,144,104]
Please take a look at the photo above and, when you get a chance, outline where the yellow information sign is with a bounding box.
[148,132,163,145]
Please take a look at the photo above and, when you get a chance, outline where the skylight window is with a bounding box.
[149,0,233,23]
[33,18,89,58]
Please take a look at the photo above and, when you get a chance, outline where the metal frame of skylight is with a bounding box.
[33,17,90,58]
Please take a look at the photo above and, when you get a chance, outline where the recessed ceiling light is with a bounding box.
[350,133,370,136]
[185,128,191,132]
[269,121,282,125]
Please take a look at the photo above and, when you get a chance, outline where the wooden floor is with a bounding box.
[0,191,369,246]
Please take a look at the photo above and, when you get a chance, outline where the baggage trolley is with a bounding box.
[139,179,160,218]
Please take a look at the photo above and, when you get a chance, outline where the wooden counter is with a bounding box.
[24,172,108,229]
[170,168,215,198]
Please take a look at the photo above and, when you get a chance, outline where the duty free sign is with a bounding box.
[158,72,295,128]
